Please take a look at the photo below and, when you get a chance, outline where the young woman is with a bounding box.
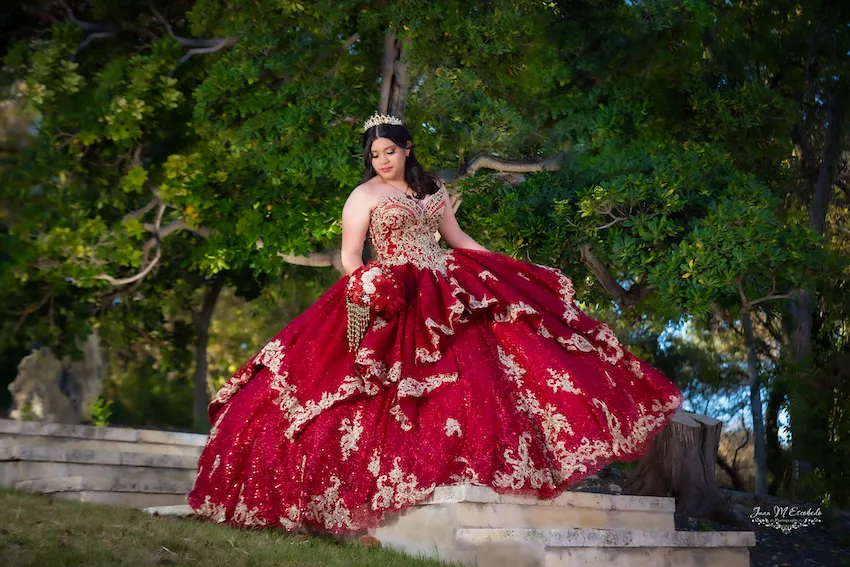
[187,113,684,533]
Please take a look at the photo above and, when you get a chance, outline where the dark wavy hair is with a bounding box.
[361,123,441,199]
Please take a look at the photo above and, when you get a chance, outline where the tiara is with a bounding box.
[363,112,404,131]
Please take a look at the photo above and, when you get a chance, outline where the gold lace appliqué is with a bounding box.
[367,185,449,274]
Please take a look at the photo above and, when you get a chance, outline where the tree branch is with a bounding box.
[716,454,745,491]
[597,215,628,230]
[93,243,163,286]
[94,204,166,286]
[460,154,562,178]
[59,0,119,60]
[72,31,116,59]
[142,218,209,245]
[323,33,359,77]
[278,249,345,274]
[174,37,237,71]
[149,2,236,74]
[579,243,649,308]
[122,198,159,223]
[59,0,118,33]
[94,204,209,286]
[749,293,793,307]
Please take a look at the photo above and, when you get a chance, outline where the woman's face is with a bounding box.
[370,137,410,182]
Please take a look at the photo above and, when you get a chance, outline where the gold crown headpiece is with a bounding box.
[363,112,404,131]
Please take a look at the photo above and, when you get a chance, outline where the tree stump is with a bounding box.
[623,409,751,527]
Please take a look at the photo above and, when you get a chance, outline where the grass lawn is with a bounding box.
[0,488,454,567]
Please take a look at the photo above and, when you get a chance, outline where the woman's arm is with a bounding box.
[438,195,490,252]
[340,187,372,275]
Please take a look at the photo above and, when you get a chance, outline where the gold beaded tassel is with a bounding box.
[346,296,371,351]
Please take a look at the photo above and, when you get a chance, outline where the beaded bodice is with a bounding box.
[368,185,449,275]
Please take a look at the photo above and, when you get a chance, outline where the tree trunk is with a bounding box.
[789,93,845,495]
[765,378,788,495]
[623,410,751,527]
[379,30,409,119]
[192,276,224,433]
[740,308,768,496]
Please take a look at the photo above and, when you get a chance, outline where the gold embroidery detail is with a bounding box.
[371,457,436,510]
[445,417,462,437]
[368,186,449,274]
[306,476,356,530]
[557,333,596,353]
[372,316,389,331]
[283,374,379,440]
[415,347,442,364]
[368,448,381,477]
[627,358,646,380]
[356,347,388,380]
[257,339,286,373]
[270,369,298,412]
[213,367,253,405]
[546,368,581,395]
[279,505,301,530]
[478,270,498,281]
[498,346,527,386]
[468,295,498,309]
[493,432,555,490]
[517,389,575,438]
[207,403,231,443]
[210,454,221,476]
[234,488,266,527]
[389,402,412,431]
[212,339,286,405]
[604,369,617,389]
[595,324,624,365]
[450,457,483,485]
[398,372,458,398]
[195,495,227,523]
[535,264,580,323]
[339,410,364,461]
[494,302,538,323]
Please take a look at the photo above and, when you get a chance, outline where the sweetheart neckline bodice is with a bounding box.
[371,185,446,217]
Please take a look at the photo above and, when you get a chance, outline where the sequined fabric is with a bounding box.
[187,184,685,534]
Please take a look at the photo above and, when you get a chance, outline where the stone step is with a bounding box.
[0,419,207,456]
[46,490,187,509]
[454,527,754,567]
[0,434,204,456]
[0,445,198,488]
[368,486,754,567]
[14,475,192,509]
[15,474,193,495]
[422,484,675,530]
[370,484,677,560]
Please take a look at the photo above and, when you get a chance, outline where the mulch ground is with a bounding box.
[571,467,850,567]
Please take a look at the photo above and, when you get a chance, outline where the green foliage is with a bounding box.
[88,397,113,428]
[1,0,848,506]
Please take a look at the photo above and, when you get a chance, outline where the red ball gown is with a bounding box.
[187,184,684,533]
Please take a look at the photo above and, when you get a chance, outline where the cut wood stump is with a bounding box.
[623,409,751,527]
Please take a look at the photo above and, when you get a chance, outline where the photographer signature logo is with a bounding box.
[750,505,822,534]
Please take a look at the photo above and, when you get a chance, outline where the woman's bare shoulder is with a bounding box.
[350,178,389,203]
[345,180,381,213]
